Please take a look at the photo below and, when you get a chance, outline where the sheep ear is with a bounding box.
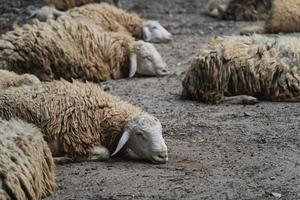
[111,131,130,156]
[129,53,137,78]
[143,27,151,42]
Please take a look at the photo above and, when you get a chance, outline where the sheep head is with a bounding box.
[22,74,41,86]
[28,6,66,22]
[112,114,168,164]
[143,20,172,43]
[130,40,169,77]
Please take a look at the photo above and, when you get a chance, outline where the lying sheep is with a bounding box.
[0,69,40,89]
[182,35,300,104]
[45,0,120,10]
[0,118,56,200]
[30,3,172,43]
[0,16,168,82]
[241,0,300,34]
[207,0,272,21]
[0,80,168,164]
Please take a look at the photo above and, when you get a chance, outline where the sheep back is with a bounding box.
[0,80,142,158]
[265,0,300,33]
[182,35,300,103]
[68,3,144,39]
[0,16,135,82]
[0,118,56,200]
[45,0,102,11]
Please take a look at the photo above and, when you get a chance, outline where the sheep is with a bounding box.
[182,35,300,104]
[45,0,120,10]
[241,0,300,34]
[0,69,40,90]
[0,16,169,82]
[207,0,272,21]
[0,80,168,164]
[29,3,172,43]
[0,118,56,200]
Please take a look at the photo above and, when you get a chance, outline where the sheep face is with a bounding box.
[22,74,41,86]
[28,6,66,22]
[143,20,172,43]
[134,41,169,77]
[112,115,168,164]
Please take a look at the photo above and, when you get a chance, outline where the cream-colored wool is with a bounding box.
[0,69,40,89]
[45,0,120,10]
[68,3,144,39]
[0,80,145,158]
[208,0,272,21]
[241,0,300,34]
[46,0,102,10]
[0,118,56,200]
[265,0,300,33]
[0,16,135,82]
[182,35,300,104]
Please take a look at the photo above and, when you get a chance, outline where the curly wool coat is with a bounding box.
[0,118,56,200]
[0,16,135,82]
[265,0,300,33]
[182,35,300,104]
[67,3,144,39]
[0,80,144,158]
[45,0,102,10]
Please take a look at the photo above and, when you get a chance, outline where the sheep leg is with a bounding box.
[224,95,259,105]
[88,145,110,161]
[54,157,74,165]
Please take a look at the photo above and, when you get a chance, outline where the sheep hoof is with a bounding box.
[240,25,266,35]
[54,157,74,165]
[89,145,110,161]
[224,95,259,105]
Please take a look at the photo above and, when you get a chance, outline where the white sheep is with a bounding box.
[0,80,168,164]
[45,0,120,10]
[0,118,56,200]
[0,16,169,82]
[182,35,300,104]
[29,3,172,43]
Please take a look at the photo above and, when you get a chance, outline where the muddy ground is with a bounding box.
[1,0,299,199]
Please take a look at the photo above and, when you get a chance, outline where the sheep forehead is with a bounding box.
[140,42,159,56]
[135,115,162,135]
[145,20,161,28]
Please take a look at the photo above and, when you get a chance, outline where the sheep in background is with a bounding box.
[182,35,300,104]
[45,0,120,10]
[29,3,172,43]
[0,80,168,164]
[241,0,300,34]
[0,69,40,89]
[0,118,56,200]
[0,16,169,82]
[207,0,272,21]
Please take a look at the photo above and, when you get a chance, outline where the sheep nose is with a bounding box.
[151,152,168,164]
[157,68,170,76]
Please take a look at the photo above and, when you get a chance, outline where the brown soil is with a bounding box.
[1,0,299,199]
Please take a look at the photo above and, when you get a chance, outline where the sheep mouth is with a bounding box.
[150,154,168,164]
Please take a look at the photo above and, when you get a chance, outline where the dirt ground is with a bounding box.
[1,0,299,199]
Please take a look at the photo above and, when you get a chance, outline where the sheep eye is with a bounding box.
[136,132,145,138]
